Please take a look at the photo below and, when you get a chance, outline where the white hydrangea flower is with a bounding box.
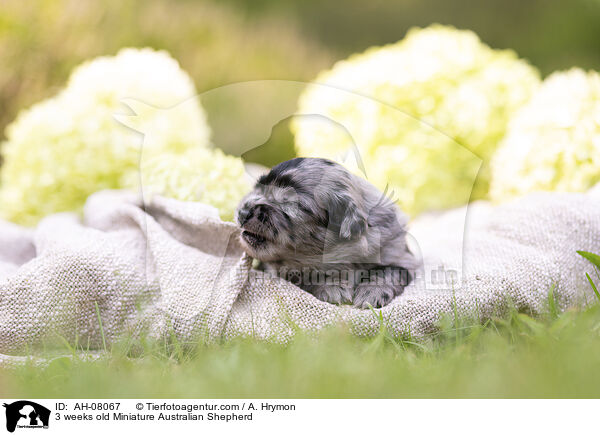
[490,68,600,201]
[0,48,247,225]
[293,25,540,215]
[132,148,250,222]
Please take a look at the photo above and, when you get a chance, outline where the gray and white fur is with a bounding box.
[235,157,418,308]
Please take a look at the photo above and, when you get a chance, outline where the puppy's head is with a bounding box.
[235,158,368,262]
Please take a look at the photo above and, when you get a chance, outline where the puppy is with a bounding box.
[235,157,418,308]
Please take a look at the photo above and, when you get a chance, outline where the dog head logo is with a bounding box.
[3,401,50,433]
[116,80,478,293]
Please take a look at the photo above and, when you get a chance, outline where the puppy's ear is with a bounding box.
[339,206,368,240]
[313,172,368,240]
[322,192,367,240]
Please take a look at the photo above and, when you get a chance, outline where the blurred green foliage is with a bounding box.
[0,0,334,165]
[1,0,599,169]
[227,0,600,77]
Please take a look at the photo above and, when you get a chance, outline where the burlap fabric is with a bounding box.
[1,187,599,366]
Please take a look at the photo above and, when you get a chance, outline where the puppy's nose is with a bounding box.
[238,207,252,225]
[239,204,271,226]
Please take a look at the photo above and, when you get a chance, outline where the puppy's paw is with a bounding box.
[352,283,400,309]
[309,285,353,305]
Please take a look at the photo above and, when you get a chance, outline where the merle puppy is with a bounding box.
[235,157,417,308]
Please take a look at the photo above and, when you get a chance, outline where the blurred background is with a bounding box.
[2,0,600,166]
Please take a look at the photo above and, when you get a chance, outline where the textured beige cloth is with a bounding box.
[1,187,599,366]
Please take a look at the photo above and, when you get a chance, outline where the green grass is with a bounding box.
[2,255,599,398]
[2,301,600,398]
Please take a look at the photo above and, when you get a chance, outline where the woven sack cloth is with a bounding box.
[1,186,599,366]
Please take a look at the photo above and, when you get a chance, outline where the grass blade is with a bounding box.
[586,272,600,302]
[547,283,558,319]
[577,250,600,269]
[95,301,107,352]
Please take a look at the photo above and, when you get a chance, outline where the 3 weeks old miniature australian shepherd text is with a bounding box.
[235,157,418,308]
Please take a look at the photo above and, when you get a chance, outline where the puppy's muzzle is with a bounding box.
[238,204,273,247]
[238,204,271,226]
